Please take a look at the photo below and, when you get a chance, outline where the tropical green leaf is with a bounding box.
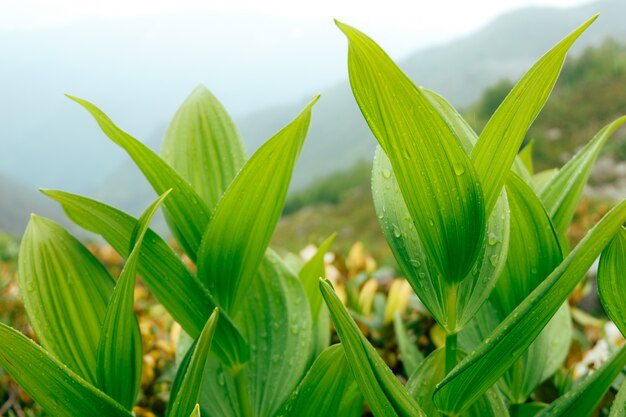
[540,117,626,244]
[201,251,313,417]
[433,199,626,414]
[18,215,126,385]
[337,20,485,285]
[598,227,626,336]
[66,95,211,261]
[510,403,548,417]
[168,308,219,417]
[372,147,509,332]
[42,189,248,368]
[96,191,169,409]
[278,344,363,417]
[610,379,626,417]
[471,16,596,214]
[162,84,247,211]
[393,312,423,376]
[406,349,509,417]
[0,322,132,417]
[197,96,318,314]
[537,345,626,417]
[320,278,426,417]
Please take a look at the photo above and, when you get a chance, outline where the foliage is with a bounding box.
[2,13,626,417]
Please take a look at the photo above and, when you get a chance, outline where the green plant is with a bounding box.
[0,86,368,416]
[319,16,626,417]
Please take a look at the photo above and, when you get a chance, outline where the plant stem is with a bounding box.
[233,367,253,417]
[445,284,459,375]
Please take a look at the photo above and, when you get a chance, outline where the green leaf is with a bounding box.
[168,308,219,417]
[532,169,559,192]
[540,117,626,249]
[162,84,247,211]
[0,323,132,417]
[433,199,626,414]
[197,96,318,314]
[610,379,626,417]
[18,215,121,385]
[406,349,509,417]
[474,174,571,403]
[519,140,535,175]
[96,191,169,409]
[598,227,626,336]
[297,235,336,363]
[471,16,596,214]
[42,189,248,368]
[320,278,426,417]
[510,403,548,417]
[201,251,313,417]
[66,95,211,261]
[279,344,363,417]
[537,345,626,417]
[190,405,201,417]
[337,20,485,285]
[372,147,509,332]
[299,234,336,319]
[393,312,423,377]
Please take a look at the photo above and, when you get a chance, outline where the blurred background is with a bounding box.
[0,0,625,255]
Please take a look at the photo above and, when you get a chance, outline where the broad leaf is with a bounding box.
[162,84,247,211]
[320,278,426,417]
[97,191,169,408]
[372,147,509,332]
[201,251,313,417]
[168,308,219,417]
[537,345,626,417]
[472,16,596,214]
[67,95,211,261]
[43,189,248,368]
[197,96,318,314]
[337,20,486,285]
[598,227,626,336]
[0,323,132,417]
[406,349,509,417]
[434,199,626,414]
[519,140,535,175]
[279,344,363,417]
[18,215,130,384]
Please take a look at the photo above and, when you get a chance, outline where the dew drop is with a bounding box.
[488,232,499,245]
[453,164,466,176]
[382,169,392,179]
[489,255,498,267]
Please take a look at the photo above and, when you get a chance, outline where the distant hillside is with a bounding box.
[88,0,626,217]
[0,174,71,237]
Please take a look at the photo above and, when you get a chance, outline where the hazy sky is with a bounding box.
[4,0,591,51]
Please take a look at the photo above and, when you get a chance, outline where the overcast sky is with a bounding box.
[3,0,591,50]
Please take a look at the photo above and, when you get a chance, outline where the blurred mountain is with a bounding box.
[0,173,72,237]
[86,0,626,217]
[3,0,626,231]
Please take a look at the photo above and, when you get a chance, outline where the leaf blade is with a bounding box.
[337,20,485,285]
[0,323,132,417]
[197,96,318,313]
[472,16,596,214]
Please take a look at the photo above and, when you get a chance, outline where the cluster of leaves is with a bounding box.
[320,15,626,416]
[1,13,626,417]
